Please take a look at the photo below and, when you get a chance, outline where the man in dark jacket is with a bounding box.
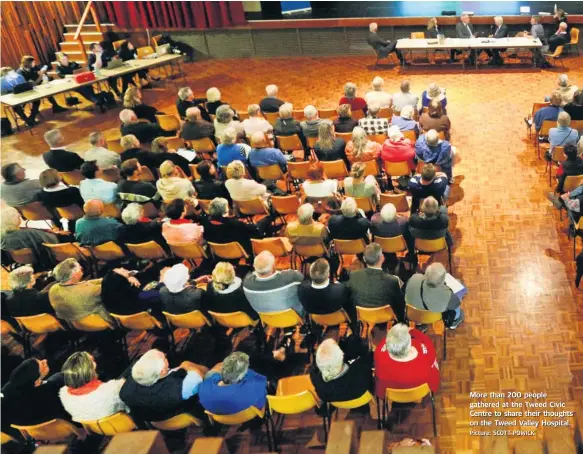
[367,22,404,64]
[176,87,210,121]
[43,129,84,172]
[180,107,215,141]
[259,84,285,113]
[119,109,174,144]
[328,197,370,243]
[17,56,67,113]
[485,16,509,65]
[409,196,452,247]
[453,14,476,64]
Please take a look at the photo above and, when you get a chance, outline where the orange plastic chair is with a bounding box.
[12,419,84,443]
[59,170,85,186]
[368,134,387,145]
[354,196,376,213]
[112,39,127,51]
[256,164,286,181]
[43,242,91,265]
[351,110,365,121]
[336,132,352,143]
[306,136,318,149]
[90,241,125,262]
[402,130,417,142]
[566,27,580,55]
[106,139,124,153]
[17,202,54,223]
[384,161,411,178]
[156,114,181,132]
[263,112,279,126]
[188,137,216,160]
[318,108,338,121]
[126,241,168,261]
[208,241,249,261]
[378,107,393,119]
[362,159,381,177]
[70,313,115,332]
[321,160,349,180]
[271,195,301,218]
[415,237,452,272]
[278,134,304,152]
[137,46,155,59]
[234,198,270,218]
[287,161,311,181]
[80,412,137,436]
[208,311,258,330]
[374,235,407,254]
[7,248,37,266]
[56,204,84,221]
[102,203,122,218]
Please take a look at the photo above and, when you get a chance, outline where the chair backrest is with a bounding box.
[237,111,250,121]
[8,248,36,266]
[291,110,304,121]
[551,146,567,163]
[59,170,85,186]
[539,120,555,137]
[205,406,265,425]
[208,241,249,260]
[111,311,162,331]
[90,241,125,261]
[330,390,374,409]
[188,163,201,180]
[163,310,210,330]
[12,419,83,442]
[102,203,122,218]
[168,242,208,261]
[113,39,127,51]
[336,132,352,143]
[351,110,365,121]
[570,27,580,44]
[17,202,53,221]
[334,238,367,255]
[263,112,279,126]
[271,195,301,215]
[166,136,186,151]
[310,309,350,327]
[251,238,291,258]
[139,166,156,182]
[354,196,376,213]
[402,130,417,142]
[15,313,65,335]
[1,320,16,336]
[189,137,216,154]
[277,134,304,151]
[80,412,137,436]
[234,198,269,216]
[156,114,181,132]
[56,204,84,221]
[151,35,162,48]
[321,160,349,179]
[256,164,285,181]
[384,160,411,178]
[137,46,155,59]
[564,175,583,193]
[306,136,318,149]
[406,303,443,324]
[414,237,447,253]
[286,161,311,181]
[267,391,318,415]
[385,383,432,403]
[361,159,380,177]
[106,139,124,153]
[319,108,337,121]
[70,313,114,332]
[293,242,328,258]
[367,134,386,145]
[571,120,583,134]
[531,102,548,117]
[552,45,564,58]
[149,413,203,431]
[43,242,87,264]
[374,235,407,254]
[410,32,425,39]
[258,309,303,329]
[378,107,392,119]
[356,305,396,325]
[208,310,257,329]
[126,241,168,261]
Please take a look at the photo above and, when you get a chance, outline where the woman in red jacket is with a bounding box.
[381,126,416,171]
[374,323,440,398]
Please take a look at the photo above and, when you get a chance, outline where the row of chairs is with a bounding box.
[533,117,583,159]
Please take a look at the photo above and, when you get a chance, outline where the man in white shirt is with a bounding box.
[365,76,392,109]
[392,81,419,113]
[84,132,121,169]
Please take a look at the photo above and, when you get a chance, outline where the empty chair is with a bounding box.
[379,192,409,213]
[383,384,436,437]
[321,160,349,180]
[208,241,249,262]
[126,241,168,261]
[156,114,181,133]
[168,242,208,266]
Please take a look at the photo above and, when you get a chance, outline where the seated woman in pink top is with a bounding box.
[344,126,381,164]
[381,126,416,171]
[162,198,204,245]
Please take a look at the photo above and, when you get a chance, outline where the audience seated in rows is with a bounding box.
[338,82,367,114]
[160,264,205,315]
[285,203,329,245]
[409,196,452,247]
[79,160,118,204]
[328,197,370,242]
[217,127,250,168]
[381,126,416,171]
[124,86,162,124]
[243,104,273,137]
[214,104,244,139]
[180,106,215,141]
[259,84,285,113]
[118,159,160,205]
[344,161,380,201]
[421,82,447,113]
[415,129,455,182]
[333,104,359,133]
[371,203,414,257]
[75,199,122,246]
[43,129,84,172]
[364,76,392,109]
[248,131,288,171]
[151,136,192,177]
[408,164,449,213]
[157,160,195,202]
[345,126,381,163]
[0,162,42,208]
[556,144,583,194]
[162,198,204,245]
[225,160,267,201]
[419,100,451,140]
[176,86,210,121]
[392,80,419,113]
[85,132,121,169]
[314,122,346,162]
[391,105,418,134]
[358,103,389,135]
[120,109,174,144]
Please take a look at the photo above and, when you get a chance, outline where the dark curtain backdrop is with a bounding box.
[101,1,246,29]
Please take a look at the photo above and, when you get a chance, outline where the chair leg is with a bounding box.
[376,397,382,430]
[443,327,447,360]
[322,413,329,443]
[431,394,437,437]
[264,415,274,452]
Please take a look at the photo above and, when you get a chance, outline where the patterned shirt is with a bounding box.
[358,117,389,135]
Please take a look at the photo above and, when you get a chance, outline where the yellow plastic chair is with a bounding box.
[263,112,279,126]
[256,164,285,181]
[287,161,311,181]
[59,170,85,186]
[196,199,212,214]
[258,309,304,331]
[168,242,208,266]
[1,432,17,445]
[374,235,407,255]
[208,241,249,262]
[277,134,304,152]
[205,406,273,451]
[137,46,155,59]
[126,241,168,261]
[354,197,376,213]
[7,248,37,266]
[536,120,555,158]
[70,313,115,332]
[43,242,91,265]
[384,160,411,178]
[379,192,409,213]
[12,419,84,443]
[356,305,396,329]
[410,32,425,39]
[15,313,67,356]
[56,204,84,221]
[17,202,54,224]
[334,238,367,266]
[293,242,329,273]
[150,413,203,431]
[384,384,436,437]
[318,108,337,121]
[361,159,381,178]
[80,412,137,436]
[188,137,216,156]
[163,310,211,347]
[251,238,292,258]
[102,203,122,218]
[336,132,352,143]
[188,163,202,180]
[321,160,349,180]
[406,303,446,359]
[111,311,163,331]
[527,102,549,139]
[156,114,181,132]
[106,139,124,153]
[208,311,258,330]
[328,390,377,429]
[566,27,580,55]
[306,136,318,150]
[543,45,565,67]
[166,136,185,151]
[112,39,127,51]
[1,320,17,336]
[234,198,270,219]
[563,175,583,193]
[414,237,452,272]
[271,195,301,222]
[90,241,126,262]
[368,134,386,145]
[310,309,351,329]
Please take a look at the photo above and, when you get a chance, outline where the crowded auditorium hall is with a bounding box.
[1,1,583,453]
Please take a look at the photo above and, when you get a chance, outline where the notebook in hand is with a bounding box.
[444,273,468,299]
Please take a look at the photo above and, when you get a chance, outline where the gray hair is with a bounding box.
[119,109,137,124]
[559,22,568,31]
[279,103,293,118]
[221,127,238,145]
[206,87,221,103]
[388,125,404,142]
[298,203,314,225]
[363,242,382,266]
[341,197,358,218]
[368,102,380,116]
[247,104,261,117]
[425,262,447,287]
[186,107,201,121]
[209,197,229,217]
[177,87,193,101]
[316,339,345,382]
[132,349,166,386]
[254,250,275,276]
[266,84,279,97]
[380,203,397,222]
[386,323,412,359]
[400,80,410,93]
[425,129,439,146]
[222,351,249,384]
[1,207,22,235]
[44,129,63,148]
[400,105,414,120]
[369,22,378,32]
[344,82,357,99]
[8,266,34,291]
[372,76,384,91]
[121,203,144,226]
[558,74,569,87]
[304,105,318,120]
[88,131,103,147]
[421,196,439,216]
[53,258,81,284]
[215,105,234,124]
[558,111,571,127]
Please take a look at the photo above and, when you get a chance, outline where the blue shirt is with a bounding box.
[79,178,119,204]
[390,115,418,132]
[248,147,288,168]
[549,126,579,151]
[415,135,453,170]
[0,72,26,95]
[421,91,447,112]
[198,369,267,415]
[217,143,247,168]
[179,370,203,400]
[534,106,562,131]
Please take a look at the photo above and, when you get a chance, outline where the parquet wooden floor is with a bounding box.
[2,53,583,453]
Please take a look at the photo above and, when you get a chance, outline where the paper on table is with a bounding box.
[445,273,467,299]
[176,148,197,162]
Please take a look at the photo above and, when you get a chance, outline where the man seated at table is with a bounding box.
[546,22,570,56]
[119,109,175,144]
[43,129,84,172]
[366,22,404,64]
[0,66,41,127]
[17,55,67,114]
[523,16,546,67]
[485,16,509,66]
[452,14,476,65]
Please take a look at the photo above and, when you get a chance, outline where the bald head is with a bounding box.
[369,22,378,32]
[186,107,201,121]
[254,251,275,277]
[559,22,567,31]
[250,131,268,148]
[84,199,104,217]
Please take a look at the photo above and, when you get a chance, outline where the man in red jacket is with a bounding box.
[374,324,440,398]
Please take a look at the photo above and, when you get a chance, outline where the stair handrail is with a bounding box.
[73,0,102,62]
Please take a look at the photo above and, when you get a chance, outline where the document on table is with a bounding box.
[445,273,467,299]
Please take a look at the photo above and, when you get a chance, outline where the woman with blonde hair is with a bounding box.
[123,86,163,123]
[344,126,381,163]
[202,262,258,320]
[314,121,346,162]
[426,17,441,38]
[344,161,380,202]
[333,104,358,133]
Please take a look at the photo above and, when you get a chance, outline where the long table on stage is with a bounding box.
[0,54,185,132]
[396,37,543,69]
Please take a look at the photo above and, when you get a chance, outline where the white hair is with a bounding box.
[425,262,447,287]
[221,127,238,145]
[279,102,293,118]
[341,197,358,218]
[558,111,571,127]
[121,203,144,226]
[400,105,414,120]
[316,339,345,382]
[344,82,357,99]
[388,125,404,142]
[216,105,234,124]
[425,129,439,146]
[186,107,201,120]
[8,266,34,291]
[298,203,314,225]
[247,104,261,116]
[1,207,22,235]
[380,203,397,223]
[559,22,568,31]
[372,76,384,91]
[558,74,569,87]
[368,102,380,116]
[119,109,136,124]
[206,87,221,103]
[369,22,378,32]
[254,250,275,275]
[266,84,278,96]
[44,129,63,148]
[386,324,412,359]
[304,105,318,120]
[177,87,192,101]
[132,350,166,386]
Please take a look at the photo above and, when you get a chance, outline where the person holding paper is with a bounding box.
[405,262,464,329]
